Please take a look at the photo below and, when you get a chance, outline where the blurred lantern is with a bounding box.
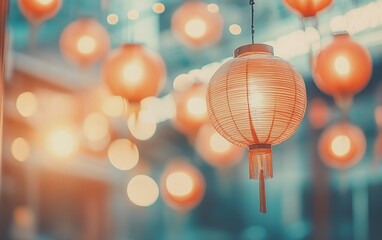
[60,18,110,67]
[171,1,223,48]
[173,83,208,136]
[207,44,306,213]
[319,122,366,169]
[161,161,205,211]
[375,106,382,129]
[308,98,331,129]
[196,124,244,168]
[314,33,372,112]
[103,44,166,103]
[282,0,333,18]
[18,0,62,25]
[374,132,382,158]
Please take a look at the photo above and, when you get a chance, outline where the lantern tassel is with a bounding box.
[259,169,266,213]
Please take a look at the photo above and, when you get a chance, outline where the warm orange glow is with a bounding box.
[108,139,139,171]
[161,162,205,211]
[375,106,382,128]
[196,124,243,168]
[308,98,331,129]
[11,137,30,162]
[172,1,223,48]
[314,33,372,102]
[107,13,119,25]
[173,83,208,136]
[282,0,333,18]
[83,112,109,141]
[46,127,78,158]
[13,207,34,229]
[103,44,166,103]
[18,0,62,24]
[16,91,38,117]
[127,175,159,207]
[229,24,242,35]
[207,44,306,213]
[102,96,126,117]
[127,111,157,141]
[319,122,366,169]
[152,3,165,14]
[60,18,110,66]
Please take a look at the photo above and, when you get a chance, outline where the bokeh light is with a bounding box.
[46,127,78,158]
[108,139,139,170]
[152,3,165,14]
[102,96,126,117]
[11,137,30,162]
[127,9,140,20]
[107,13,119,25]
[127,110,157,141]
[207,3,219,13]
[229,24,242,35]
[16,92,38,117]
[127,175,159,207]
[83,112,109,141]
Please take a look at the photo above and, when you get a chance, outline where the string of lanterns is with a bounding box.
[13,0,379,213]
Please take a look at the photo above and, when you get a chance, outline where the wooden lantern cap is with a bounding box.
[234,44,274,58]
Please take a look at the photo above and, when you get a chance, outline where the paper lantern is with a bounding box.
[161,161,205,211]
[171,1,223,48]
[18,0,62,25]
[60,18,110,67]
[308,98,331,129]
[282,0,333,18]
[314,33,372,109]
[207,44,306,213]
[196,124,244,168]
[103,44,166,103]
[319,122,366,169]
[173,83,208,136]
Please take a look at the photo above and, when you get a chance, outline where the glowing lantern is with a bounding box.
[319,122,366,169]
[314,33,372,110]
[282,0,333,18]
[18,0,62,25]
[196,124,244,168]
[207,44,307,213]
[173,83,208,136]
[308,98,331,129]
[171,1,223,48]
[60,18,110,67]
[161,161,205,211]
[103,44,166,103]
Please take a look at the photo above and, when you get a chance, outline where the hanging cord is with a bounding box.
[249,0,255,44]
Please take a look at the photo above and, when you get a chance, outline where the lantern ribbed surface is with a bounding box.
[207,44,306,213]
[282,0,333,18]
[207,44,306,148]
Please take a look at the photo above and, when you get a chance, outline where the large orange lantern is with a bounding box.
[161,161,205,211]
[282,0,333,18]
[196,124,244,168]
[171,1,223,48]
[60,18,110,67]
[319,122,366,169]
[207,44,307,213]
[173,83,208,136]
[314,33,372,110]
[102,44,166,103]
[18,0,62,25]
